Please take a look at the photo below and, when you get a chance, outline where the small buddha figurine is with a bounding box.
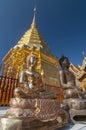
[59,55,82,99]
[18,52,44,97]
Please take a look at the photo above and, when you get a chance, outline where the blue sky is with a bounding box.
[0,0,86,68]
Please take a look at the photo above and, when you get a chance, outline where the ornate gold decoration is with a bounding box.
[70,55,86,91]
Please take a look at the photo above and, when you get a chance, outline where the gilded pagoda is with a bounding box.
[0,8,61,105]
[2,8,60,87]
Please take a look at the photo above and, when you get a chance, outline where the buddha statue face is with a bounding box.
[59,55,70,69]
[26,53,37,69]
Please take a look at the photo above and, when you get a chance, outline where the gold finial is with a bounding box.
[31,6,37,28]
[82,51,85,57]
[34,6,36,15]
[32,6,37,26]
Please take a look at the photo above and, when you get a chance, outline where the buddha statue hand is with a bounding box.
[14,87,28,98]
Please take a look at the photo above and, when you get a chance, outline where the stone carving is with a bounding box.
[59,55,82,99]
[59,55,86,124]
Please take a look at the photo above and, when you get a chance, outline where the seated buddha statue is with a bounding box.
[59,55,82,99]
[15,52,44,98]
[59,55,86,124]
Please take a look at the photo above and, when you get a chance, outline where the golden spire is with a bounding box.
[31,6,37,28]
[15,7,50,53]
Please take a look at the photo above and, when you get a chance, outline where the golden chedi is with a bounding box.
[2,7,60,89]
[0,8,63,106]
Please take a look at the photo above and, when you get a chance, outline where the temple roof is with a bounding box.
[14,7,51,54]
[70,59,86,80]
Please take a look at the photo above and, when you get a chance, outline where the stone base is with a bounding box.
[1,98,69,129]
[0,118,22,130]
[0,112,68,130]
[70,109,86,124]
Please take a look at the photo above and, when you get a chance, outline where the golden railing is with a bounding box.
[0,76,18,106]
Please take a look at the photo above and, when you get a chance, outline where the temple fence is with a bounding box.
[0,76,18,106]
[0,76,64,106]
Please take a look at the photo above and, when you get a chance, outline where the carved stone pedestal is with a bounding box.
[70,109,86,124]
[63,98,86,124]
[0,116,68,130]
[0,98,68,130]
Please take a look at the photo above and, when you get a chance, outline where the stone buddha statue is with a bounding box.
[14,52,44,98]
[5,53,45,118]
[59,55,86,124]
[59,55,82,99]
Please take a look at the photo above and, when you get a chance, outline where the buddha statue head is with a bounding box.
[26,52,37,70]
[59,55,70,70]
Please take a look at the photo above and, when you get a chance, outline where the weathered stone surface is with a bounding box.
[0,118,22,130]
